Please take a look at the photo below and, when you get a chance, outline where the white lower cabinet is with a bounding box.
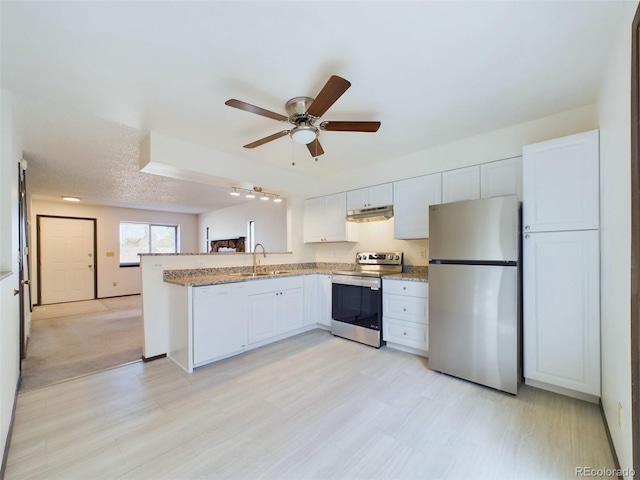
[248,291,279,344]
[247,277,304,346]
[523,229,600,398]
[317,274,332,327]
[303,274,332,328]
[192,283,248,366]
[382,279,429,356]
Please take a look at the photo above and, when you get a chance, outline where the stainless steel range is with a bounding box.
[331,252,403,348]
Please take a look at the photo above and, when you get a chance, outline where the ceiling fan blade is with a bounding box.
[225,99,288,121]
[307,139,324,157]
[320,121,381,132]
[243,130,290,148]
[306,75,351,118]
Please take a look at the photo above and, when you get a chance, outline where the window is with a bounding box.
[119,222,178,266]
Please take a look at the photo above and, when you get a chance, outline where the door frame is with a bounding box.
[18,160,30,361]
[36,215,98,305]
[631,2,640,472]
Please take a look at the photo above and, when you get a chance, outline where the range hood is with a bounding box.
[346,205,394,223]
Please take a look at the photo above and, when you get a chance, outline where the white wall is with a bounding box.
[597,2,637,475]
[30,199,198,300]
[0,89,22,469]
[318,105,597,196]
[198,199,288,253]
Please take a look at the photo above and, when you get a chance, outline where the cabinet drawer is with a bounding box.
[383,318,428,351]
[383,294,428,324]
[383,279,428,298]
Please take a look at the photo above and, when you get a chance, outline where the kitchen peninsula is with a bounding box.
[145,254,427,373]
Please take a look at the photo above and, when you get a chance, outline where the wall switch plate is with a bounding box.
[106,251,115,257]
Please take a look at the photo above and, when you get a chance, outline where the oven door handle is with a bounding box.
[331,274,380,289]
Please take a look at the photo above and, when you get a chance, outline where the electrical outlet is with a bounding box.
[113,281,117,287]
[618,402,623,429]
[420,249,426,259]
[155,263,163,268]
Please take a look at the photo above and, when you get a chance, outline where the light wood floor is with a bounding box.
[6,329,617,479]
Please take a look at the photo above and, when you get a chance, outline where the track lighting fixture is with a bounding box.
[229,186,283,203]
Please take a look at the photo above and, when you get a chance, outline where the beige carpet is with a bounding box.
[21,295,143,390]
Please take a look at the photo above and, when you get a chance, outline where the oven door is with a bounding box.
[331,274,382,330]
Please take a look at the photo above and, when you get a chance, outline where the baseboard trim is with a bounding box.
[1,374,21,480]
[142,353,166,362]
[600,400,623,479]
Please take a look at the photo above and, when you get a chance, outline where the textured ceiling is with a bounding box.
[0,1,630,214]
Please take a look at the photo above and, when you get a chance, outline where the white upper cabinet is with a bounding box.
[304,192,357,243]
[346,183,393,211]
[523,130,599,233]
[480,157,522,200]
[442,165,481,203]
[393,173,442,239]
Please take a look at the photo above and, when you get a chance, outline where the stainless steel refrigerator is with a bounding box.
[428,195,521,395]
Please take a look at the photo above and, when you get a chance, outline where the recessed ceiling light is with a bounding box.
[62,196,81,202]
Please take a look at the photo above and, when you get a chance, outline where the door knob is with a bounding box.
[20,279,29,285]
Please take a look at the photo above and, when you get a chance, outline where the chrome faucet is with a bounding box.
[253,243,266,274]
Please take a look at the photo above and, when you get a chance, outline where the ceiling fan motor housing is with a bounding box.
[285,96,316,123]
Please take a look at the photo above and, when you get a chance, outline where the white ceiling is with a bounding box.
[0,0,629,214]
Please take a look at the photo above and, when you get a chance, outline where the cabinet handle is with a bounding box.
[403,308,407,312]
[402,286,406,290]
[525,225,530,230]
[525,234,530,239]
[403,332,407,336]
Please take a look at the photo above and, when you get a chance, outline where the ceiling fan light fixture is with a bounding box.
[290,125,318,145]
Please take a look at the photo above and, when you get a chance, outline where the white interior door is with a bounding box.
[39,217,95,304]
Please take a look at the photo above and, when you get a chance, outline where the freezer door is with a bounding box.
[428,263,519,394]
[429,195,519,262]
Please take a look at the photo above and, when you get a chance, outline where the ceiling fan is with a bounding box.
[225,75,381,158]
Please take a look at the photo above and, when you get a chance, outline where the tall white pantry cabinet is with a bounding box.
[522,129,600,400]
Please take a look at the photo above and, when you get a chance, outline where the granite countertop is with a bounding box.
[164,264,427,287]
[165,269,331,287]
[383,272,429,283]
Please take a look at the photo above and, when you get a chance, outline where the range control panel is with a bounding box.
[356,252,403,266]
